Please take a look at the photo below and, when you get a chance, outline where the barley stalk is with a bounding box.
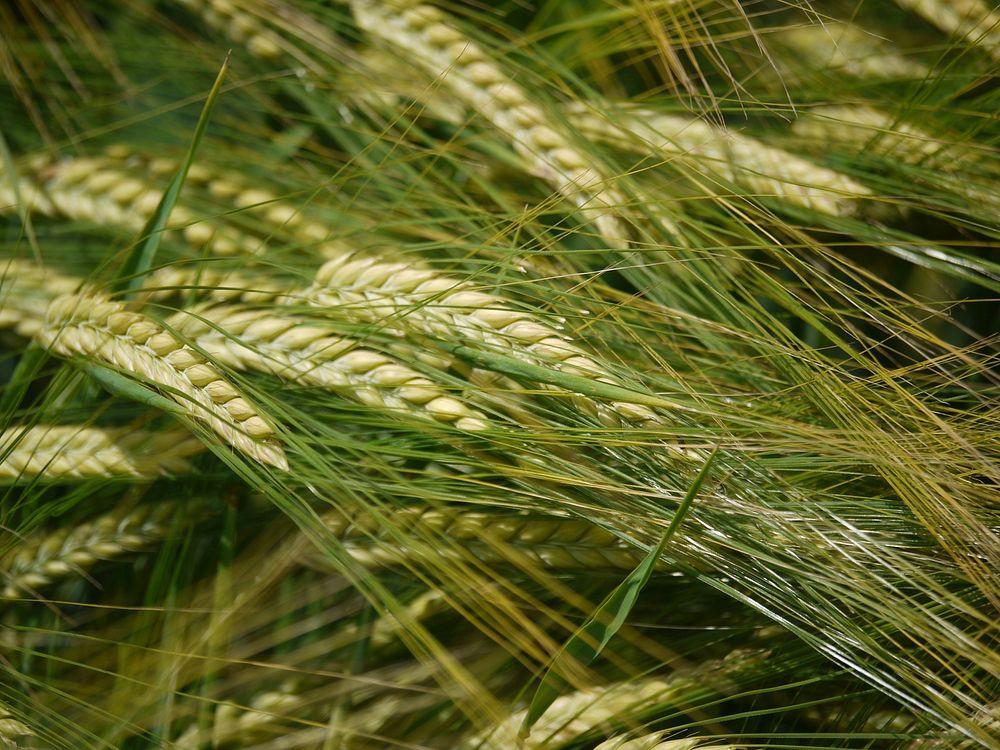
[893,0,1000,61]
[37,293,287,468]
[307,252,659,426]
[1,499,193,598]
[167,303,491,430]
[568,103,872,216]
[308,505,644,571]
[0,424,203,482]
[350,0,630,246]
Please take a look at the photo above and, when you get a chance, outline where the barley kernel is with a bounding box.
[184,363,221,387]
[240,416,273,438]
[123,320,160,344]
[225,398,256,421]
[425,24,464,47]
[165,347,204,370]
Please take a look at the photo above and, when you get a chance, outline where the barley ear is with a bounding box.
[893,0,1000,61]
[1,499,192,598]
[595,734,737,750]
[38,293,288,469]
[350,0,630,246]
[0,425,203,482]
[168,303,492,431]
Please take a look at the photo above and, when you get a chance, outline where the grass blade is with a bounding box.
[80,362,185,416]
[113,52,230,297]
[444,344,686,411]
[519,447,720,738]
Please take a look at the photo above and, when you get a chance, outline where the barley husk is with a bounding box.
[2,499,194,598]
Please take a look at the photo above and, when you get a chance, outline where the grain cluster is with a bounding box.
[350,0,630,246]
[168,303,491,430]
[0,424,201,482]
[39,293,287,468]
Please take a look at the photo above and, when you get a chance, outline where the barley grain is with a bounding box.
[792,105,957,167]
[326,589,450,653]
[0,701,33,747]
[595,734,735,750]
[173,683,303,750]
[0,424,203,483]
[308,252,659,426]
[38,293,287,468]
[470,649,765,749]
[350,0,630,246]
[173,0,284,58]
[1,151,254,256]
[1,499,196,598]
[309,505,643,571]
[1,259,87,338]
[137,265,295,305]
[569,104,871,216]
[168,303,491,430]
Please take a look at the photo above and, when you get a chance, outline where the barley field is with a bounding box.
[1,1,998,748]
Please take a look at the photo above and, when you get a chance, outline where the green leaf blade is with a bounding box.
[113,52,230,297]
[520,447,720,738]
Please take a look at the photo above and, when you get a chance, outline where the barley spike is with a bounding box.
[167,303,491,430]
[350,0,630,246]
[38,293,288,469]
[2,499,192,598]
[568,103,872,216]
[0,424,203,482]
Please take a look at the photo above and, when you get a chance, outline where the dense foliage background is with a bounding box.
[1,1,998,748]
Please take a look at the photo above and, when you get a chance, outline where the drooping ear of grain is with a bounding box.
[0,702,35,747]
[791,105,959,167]
[568,103,873,216]
[469,648,767,749]
[0,424,203,482]
[171,683,303,750]
[1,259,88,338]
[173,0,285,59]
[1,498,195,598]
[167,303,491,430]
[309,505,647,571]
[0,151,258,256]
[777,21,930,79]
[307,253,660,426]
[38,293,288,469]
[594,734,734,750]
[893,0,1000,61]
